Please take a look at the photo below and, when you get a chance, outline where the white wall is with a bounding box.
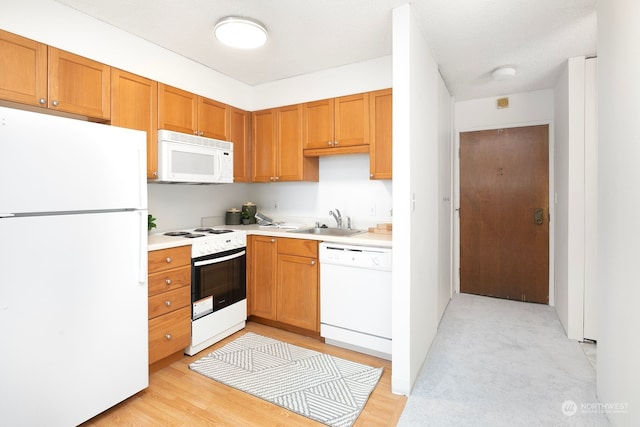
[553,57,586,340]
[391,4,448,395]
[597,0,640,424]
[453,90,555,304]
[247,155,392,229]
[438,76,453,319]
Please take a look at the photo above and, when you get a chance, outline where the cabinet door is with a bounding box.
[251,109,277,182]
[48,47,111,120]
[158,83,198,135]
[198,96,229,140]
[0,30,47,107]
[303,98,334,149]
[334,92,369,148]
[111,69,158,179]
[277,104,304,181]
[230,106,252,182]
[369,89,392,179]
[276,253,318,332]
[248,236,277,319]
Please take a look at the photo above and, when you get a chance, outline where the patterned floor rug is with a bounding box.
[189,332,383,427]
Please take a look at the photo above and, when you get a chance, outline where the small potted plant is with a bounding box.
[148,214,157,232]
[241,210,251,225]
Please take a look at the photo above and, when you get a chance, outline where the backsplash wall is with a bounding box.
[248,154,393,229]
[148,154,392,232]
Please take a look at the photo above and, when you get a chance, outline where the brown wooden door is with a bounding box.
[460,125,549,304]
[111,69,158,179]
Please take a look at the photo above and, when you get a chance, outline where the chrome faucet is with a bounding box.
[329,209,342,228]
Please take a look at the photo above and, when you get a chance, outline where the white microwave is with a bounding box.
[156,130,234,184]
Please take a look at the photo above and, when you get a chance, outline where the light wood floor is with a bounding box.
[82,322,406,426]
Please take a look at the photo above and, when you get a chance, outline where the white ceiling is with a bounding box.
[55,0,597,101]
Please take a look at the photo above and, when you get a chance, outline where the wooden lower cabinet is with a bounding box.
[147,246,191,370]
[248,236,319,335]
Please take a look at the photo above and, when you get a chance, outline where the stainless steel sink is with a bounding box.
[288,227,365,237]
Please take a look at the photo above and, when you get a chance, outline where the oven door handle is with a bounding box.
[193,250,246,267]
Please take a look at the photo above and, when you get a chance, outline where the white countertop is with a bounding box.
[148,224,392,252]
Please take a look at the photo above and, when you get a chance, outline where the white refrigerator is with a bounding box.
[0,106,149,426]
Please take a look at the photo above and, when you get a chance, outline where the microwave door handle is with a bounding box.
[193,250,246,267]
[215,154,222,181]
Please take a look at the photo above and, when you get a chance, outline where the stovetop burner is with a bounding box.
[193,228,234,234]
[164,231,190,236]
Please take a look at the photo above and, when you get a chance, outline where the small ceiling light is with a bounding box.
[214,16,268,49]
[492,66,517,81]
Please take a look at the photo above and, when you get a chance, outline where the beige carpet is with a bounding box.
[398,293,609,426]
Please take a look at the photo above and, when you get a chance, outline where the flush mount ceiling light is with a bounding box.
[491,66,517,81]
[214,16,268,49]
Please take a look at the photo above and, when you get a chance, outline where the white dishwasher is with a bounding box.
[320,242,392,360]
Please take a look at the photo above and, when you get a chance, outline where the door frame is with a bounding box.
[452,121,555,306]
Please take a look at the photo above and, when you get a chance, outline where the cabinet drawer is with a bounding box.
[148,246,191,274]
[148,286,191,319]
[148,265,191,297]
[278,238,317,258]
[148,306,191,364]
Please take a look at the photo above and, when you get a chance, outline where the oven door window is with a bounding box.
[193,248,246,316]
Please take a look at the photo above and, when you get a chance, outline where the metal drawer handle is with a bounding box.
[165,278,172,285]
[165,300,171,307]
[165,257,172,263]
[165,333,172,340]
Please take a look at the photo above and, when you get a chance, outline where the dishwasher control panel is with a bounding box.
[319,243,392,271]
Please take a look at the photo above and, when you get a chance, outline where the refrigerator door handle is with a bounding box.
[138,210,147,285]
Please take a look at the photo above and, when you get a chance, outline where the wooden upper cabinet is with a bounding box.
[158,83,230,140]
[252,105,318,183]
[0,29,47,107]
[252,108,277,182]
[335,93,369,147]
[369,88,392,179]
[48,47,111,120]
[303,98,334,150]
[158,83,198,134]
[111,69,158,179]
[230,106,251,182]
[303,92,369,156]
[198,97,229,140]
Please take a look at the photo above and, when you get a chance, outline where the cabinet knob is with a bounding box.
[370,173,374,178]
[327,141,332,146]
[165,278,172,285]
[270,238,276,243]
[193,131,198,135]
[51,100,59,107]
[39,98,46,105]
[199,131,204,136]
[310,260,316,265]
[165,333,172,340]
[334,140,339,146]
[165,257,172,263]
[153,171,158,177]
[165,300,172,307]
[275,176,279,181]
